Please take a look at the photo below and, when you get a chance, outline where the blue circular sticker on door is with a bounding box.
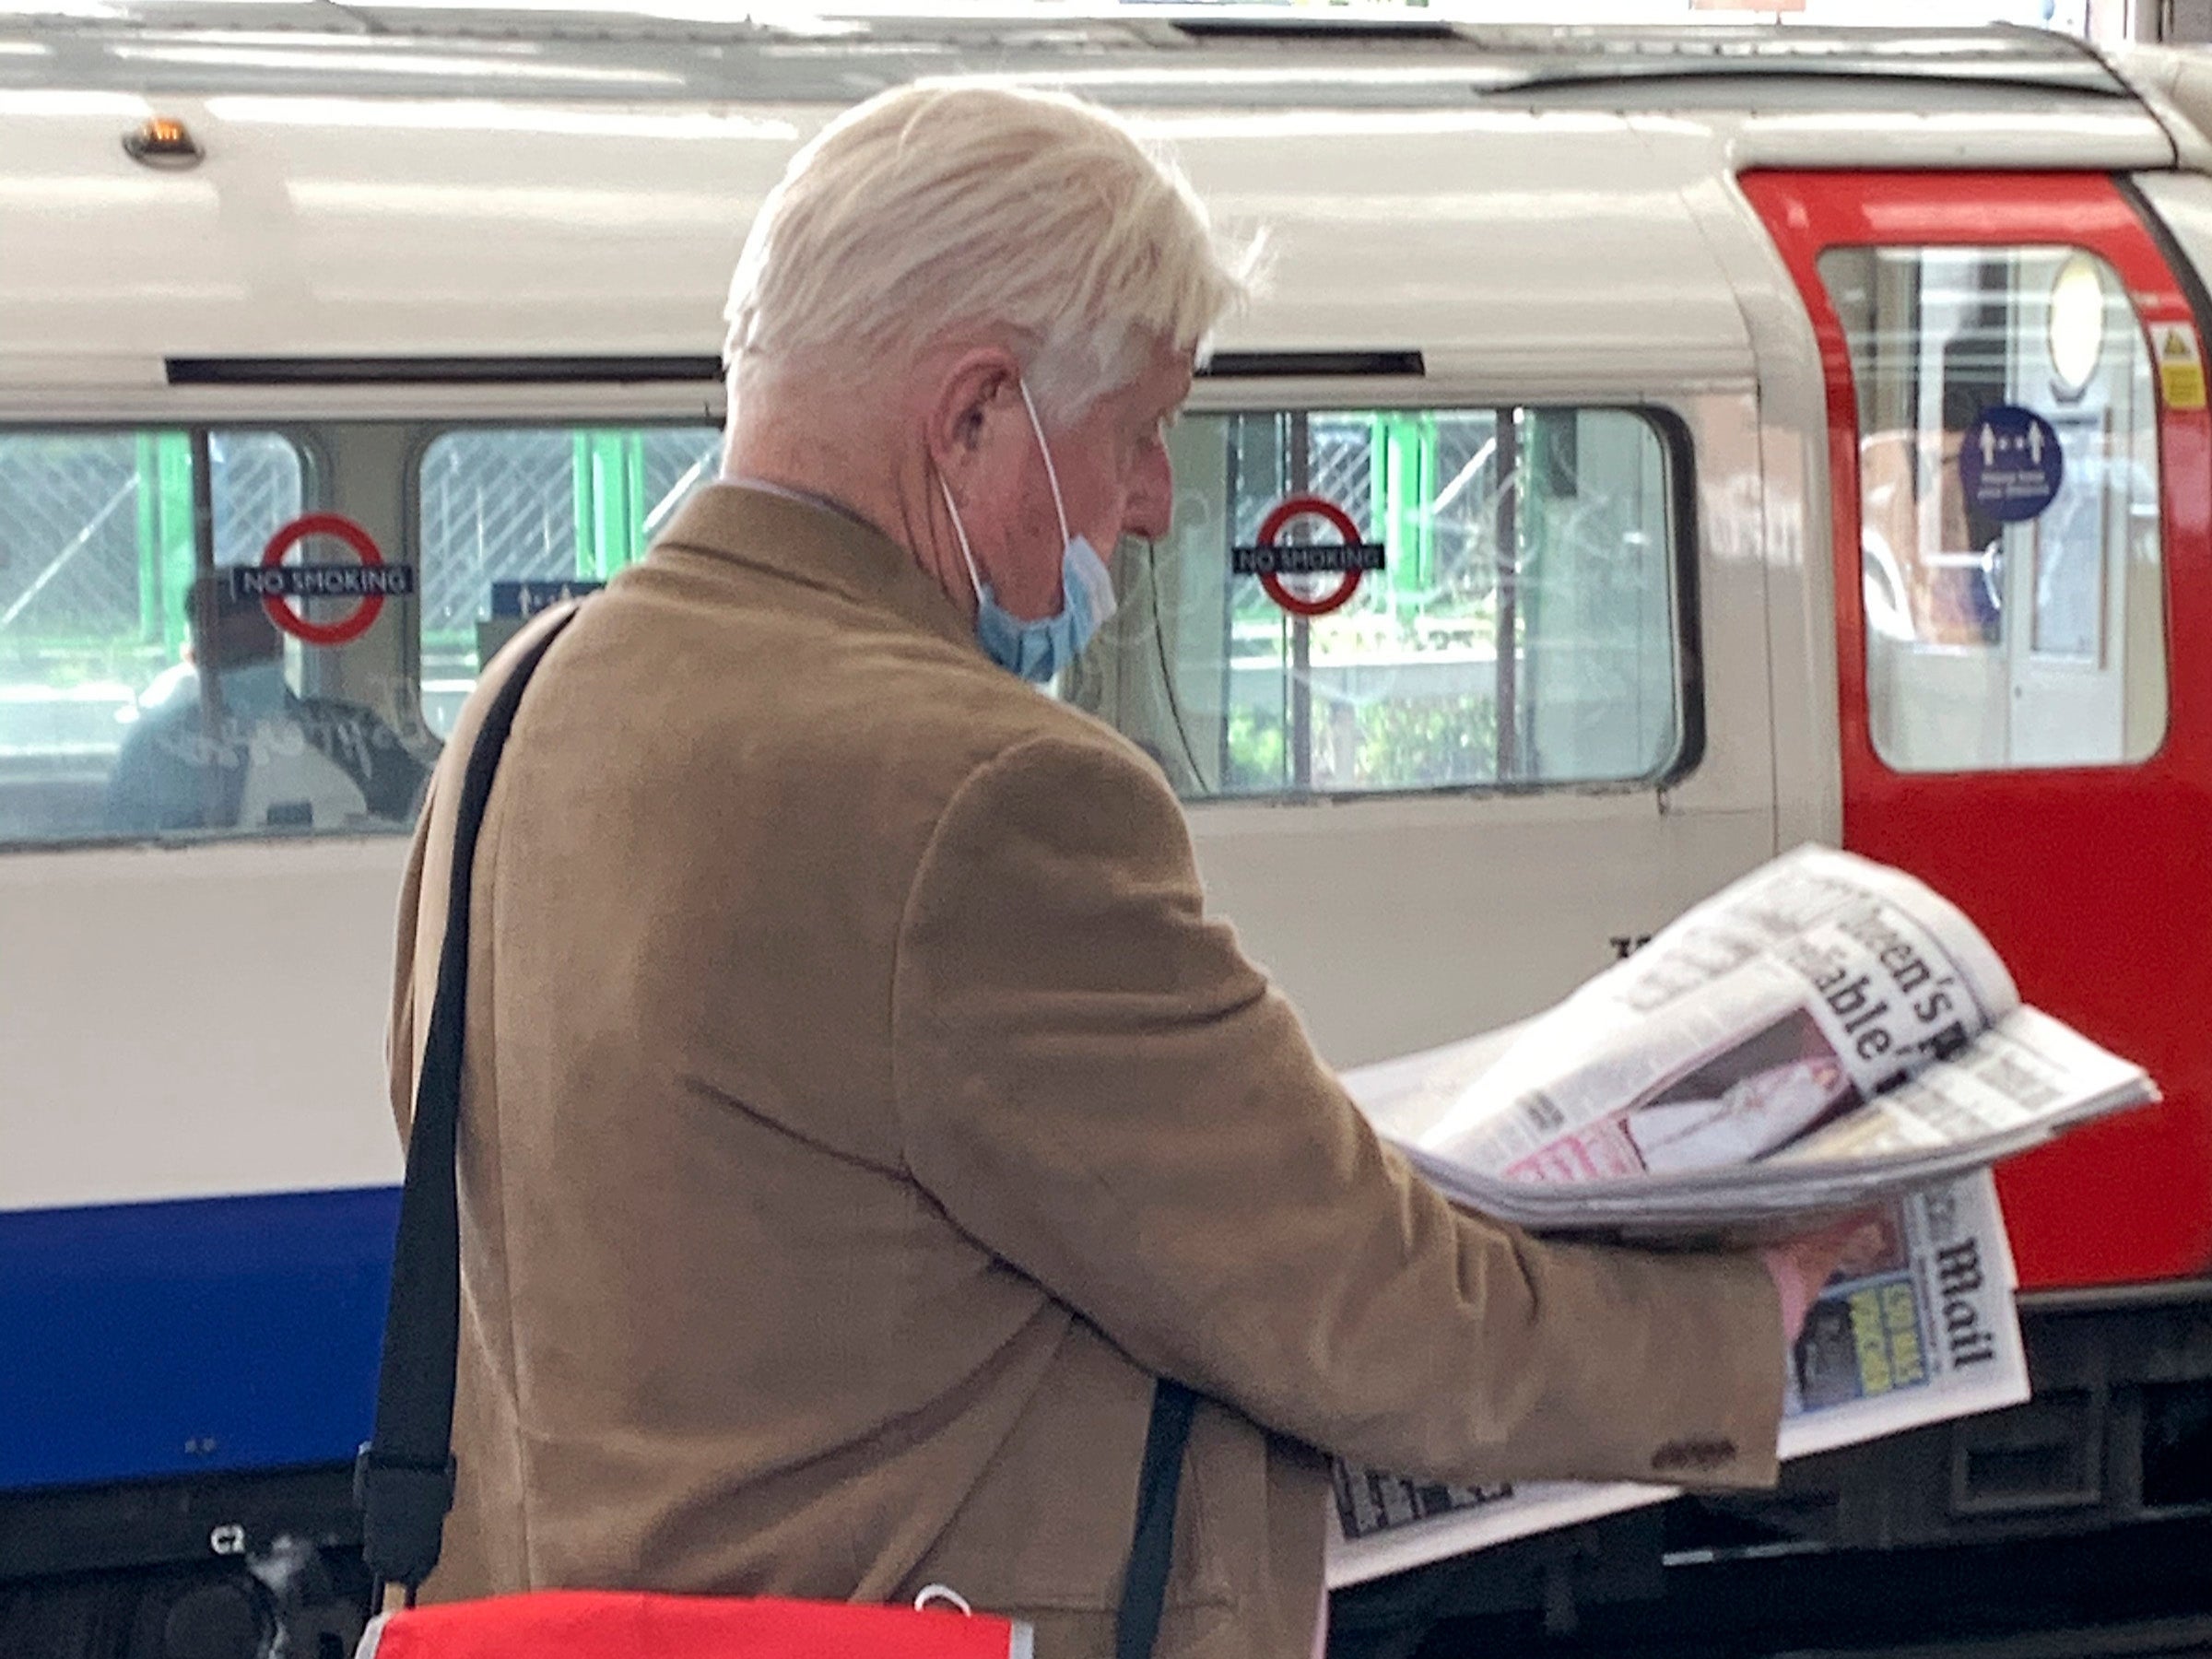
[1958,405,2065,524]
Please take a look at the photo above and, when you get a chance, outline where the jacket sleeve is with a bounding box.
[890,732,1784,1490]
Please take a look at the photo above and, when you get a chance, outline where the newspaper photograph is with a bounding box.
[1326,1173,2025,1586]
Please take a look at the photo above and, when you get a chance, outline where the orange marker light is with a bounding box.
[124,115,203,169]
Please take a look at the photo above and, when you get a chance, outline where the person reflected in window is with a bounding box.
[105,575,427,835]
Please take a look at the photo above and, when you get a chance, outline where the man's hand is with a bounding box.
[1759,1211,1884,1347]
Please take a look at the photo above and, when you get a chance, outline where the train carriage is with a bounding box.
[1,9,2208,1653]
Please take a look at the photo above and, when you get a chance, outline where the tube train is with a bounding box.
[1,7,2207,1654]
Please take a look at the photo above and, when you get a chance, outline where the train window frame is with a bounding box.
[396,405,1706,805]
[1077,399,1705,806]
[0,420,362,852]
[406,418,724,741]
[1811,241,2171,776]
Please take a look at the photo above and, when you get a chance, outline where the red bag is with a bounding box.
[361,1591,1031,1658]
[358,606,1192,1658]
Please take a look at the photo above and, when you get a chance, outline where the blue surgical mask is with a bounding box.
[938,381,1117,684]
[217,659,288,720]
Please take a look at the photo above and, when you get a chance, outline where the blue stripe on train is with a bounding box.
[0,1185,400,1491]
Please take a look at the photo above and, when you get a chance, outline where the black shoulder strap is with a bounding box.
[1116,1377,1197,1659]
[356,598,1197,1657]
[357,604,582,1601]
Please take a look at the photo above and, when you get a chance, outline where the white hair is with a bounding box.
[724,80,1257,420]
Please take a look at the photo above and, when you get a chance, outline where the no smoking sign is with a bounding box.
[1231,494,1387,618]
[232,513,417,647]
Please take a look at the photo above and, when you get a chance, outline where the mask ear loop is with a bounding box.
[1018,380,1076,551]
[936,473,987,604]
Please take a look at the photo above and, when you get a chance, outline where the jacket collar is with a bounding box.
[650,481,978,656]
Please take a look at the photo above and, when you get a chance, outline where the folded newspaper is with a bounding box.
[1358,844,2155,1236]
[1325,844,2158,1586]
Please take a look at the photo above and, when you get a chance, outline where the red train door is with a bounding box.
[1743,171,2212,1290]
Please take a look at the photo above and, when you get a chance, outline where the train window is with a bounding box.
[1818,246,2168,771]
[415,425,720,736]
[0,429,425,845]
[1067,406,1684,798]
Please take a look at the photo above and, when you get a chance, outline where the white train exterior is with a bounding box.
[2,9,2208,1653]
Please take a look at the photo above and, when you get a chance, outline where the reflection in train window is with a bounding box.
[415,425,720,736]
[1067,407,1684,798]
[1818,245,2168,771]
[0,429,413,844]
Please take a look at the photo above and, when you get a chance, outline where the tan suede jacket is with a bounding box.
[388,485,1783,1659]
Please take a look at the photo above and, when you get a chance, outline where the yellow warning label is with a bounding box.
[2152,322,2207,411]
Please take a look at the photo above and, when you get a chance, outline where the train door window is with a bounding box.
[1065,406,1685,799]
[1816,245,2167,771]
[0,428,390,844]
[415,425,720,736]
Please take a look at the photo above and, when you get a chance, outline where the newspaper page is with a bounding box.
[1418,847,2019,1187]
[1377,849,2153,1232]
[1768,1005,2150,1170]
[1325,1172,2026,1586]
[1411,1000,2156,1239]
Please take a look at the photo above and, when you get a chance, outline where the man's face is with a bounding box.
[967,344,1191,622]
[195,583,283,674]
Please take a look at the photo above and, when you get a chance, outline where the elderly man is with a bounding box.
[390,82,1839,1658]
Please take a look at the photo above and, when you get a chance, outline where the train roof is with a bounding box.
[0,8,2159,108]
[6,11,2212,410]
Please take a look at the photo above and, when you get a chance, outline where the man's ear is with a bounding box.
[926,346,1023,492]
